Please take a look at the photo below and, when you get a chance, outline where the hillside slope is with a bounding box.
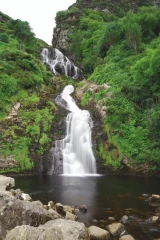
[0,12,69,174]
[53,0,160,174]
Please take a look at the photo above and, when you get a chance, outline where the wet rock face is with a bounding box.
[41,48,83,80]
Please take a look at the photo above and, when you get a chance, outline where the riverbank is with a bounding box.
[1,174,160,240]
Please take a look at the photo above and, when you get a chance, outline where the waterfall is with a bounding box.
[55,85,97,175]
[40,48,83,80]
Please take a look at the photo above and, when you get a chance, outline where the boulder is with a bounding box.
[65,211,78,221]
[88,226,110,240]
[79,205,87,213]
[149,194,160,207]
[55,202,66,216]
[119,235,135,240]
[5,219,89,240]
[146,216,159,223]
[21,193,32,201]
[63,204,75,214]
[48,201,55,209]
[0,191,14,208]
[0,199,61,239]
[121,215,129,224]
[44,205,49,210]
[0,175,15,191]
[108,217,115,222]
[106,223,125,237]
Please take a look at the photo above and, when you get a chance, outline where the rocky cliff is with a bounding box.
[52,0,156,58]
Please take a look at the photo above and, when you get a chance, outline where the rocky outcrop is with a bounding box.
[52,0,155,57]
[0,199,61,239]
[5,219,89,240]
[76,80,110,120]
[0,175,91,239]
[0,175,15,191]
[0,156,20,170]
[5,102,21,120]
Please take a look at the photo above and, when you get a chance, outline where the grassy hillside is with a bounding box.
[0,12,59,173]
[66,6,160,171]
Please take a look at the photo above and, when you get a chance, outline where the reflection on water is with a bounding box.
[15,175,160,240]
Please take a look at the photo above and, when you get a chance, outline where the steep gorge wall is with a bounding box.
[52,0,156,58]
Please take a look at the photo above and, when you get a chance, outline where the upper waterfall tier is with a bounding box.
[55,85,97,175]
[41,48,83,80]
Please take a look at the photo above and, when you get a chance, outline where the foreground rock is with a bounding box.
[65,211,78,221]
[0,175,15,209]
[79,205,87,213]
[119,235,135,240]
[0,175,15,191]
[106,223,125,237]
[5,219,89,240]
[0,199,61,239]
[88,226,110,240]
[149,194,160,207]
[146,216,159,223]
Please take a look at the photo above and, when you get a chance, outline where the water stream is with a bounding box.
[41,48,82,79]
[55,85,97,175]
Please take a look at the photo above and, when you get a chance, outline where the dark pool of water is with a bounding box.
[14,175,160,240]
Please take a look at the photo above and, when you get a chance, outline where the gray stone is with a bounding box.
[106,223,125,237]
[65,211,77,221]
[0,157,19,169]
[21,193,32,201]
[146,216,159,223]
[55,202,66,216]
[108,217,115,221]
[48,201,55,209]
[44,205,49,210]
[119,235,135,240]
[0,191,14,208]
[0,175,15,191]
[0,199,61,239]
[121,215,128,224]
[79,205,87,213]
[149,194,160,207]
[88,226,110,240]
[5,225,59,240]
[5,219,89,240]
[63,204,75,214]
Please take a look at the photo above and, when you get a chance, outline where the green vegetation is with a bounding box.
[67,5,160,170]
[0,11,57,173]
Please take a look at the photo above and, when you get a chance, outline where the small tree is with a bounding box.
[123,12,142,50]
[125,23,142,50]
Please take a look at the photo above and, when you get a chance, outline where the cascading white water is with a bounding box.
[41,48,81,79]
[55,85,97,175]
